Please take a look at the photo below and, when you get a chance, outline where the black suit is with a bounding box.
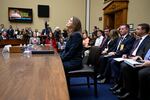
[114,34,135,57]
[134,35,150,58]
[120,35,150,96]
[107,38,118,53]
[7,28,14,39]
[110,35,150,82]
[138,67,150,100]
[97,34,135,76]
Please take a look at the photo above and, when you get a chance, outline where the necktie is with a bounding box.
[116,37,123,51]
[130,38,141,55]
[99,37,107,48]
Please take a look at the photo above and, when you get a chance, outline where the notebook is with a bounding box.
[124,49,150,67]
[124,59,144,67]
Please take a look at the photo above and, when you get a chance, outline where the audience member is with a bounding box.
[34,29,41,36]
[54,26,61,41]
[89,33,97,46]
[82,30,90,49]
[115,23,150,99]
[57,37,66,53]
[94,29,104,46]
[97,24,135,83]
[0,24,6,35]
[0,31,8,40]
[41,21,52,36]
[29,32,40,45]
[45,32,57,51]
[101,29,119,55]
[62,28,68,41]
[7,25,15,39]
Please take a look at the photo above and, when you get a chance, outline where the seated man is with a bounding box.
[139,64,150,100]
[136,55,150,100]
[0,31,8,40]
[118,49,150,100]
[97,24,135,83]
[109,23,150,84]
[114,23,150,99]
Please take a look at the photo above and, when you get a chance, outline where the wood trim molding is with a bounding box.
[103,1,129,14]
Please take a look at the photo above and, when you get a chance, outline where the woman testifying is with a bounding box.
[60,16,83,72]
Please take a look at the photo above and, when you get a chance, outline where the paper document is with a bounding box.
[113,58,125,62]
[124,59,143,68]
[104,54,112,57]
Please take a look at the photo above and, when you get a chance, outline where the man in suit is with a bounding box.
[97,24,135,83]
[116,23,150,99]
[99,28,111,52]
[7,25,14,39]
[0,31,8,40]
[41,21,52,36]
[110,23,150,84]
[0,24,6,35]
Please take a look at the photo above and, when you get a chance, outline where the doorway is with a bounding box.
[103,0,128,29]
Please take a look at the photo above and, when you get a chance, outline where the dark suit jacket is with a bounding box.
[134,35,150,58]
[114,34,135,57]
[41,28,52,35]
[0,36,3,40]
[120,35,150,96]
[61,31,83,69]
[121,35,150,96]
[99,36,110,52]
[7,29,14,38]
[107,38,119,53]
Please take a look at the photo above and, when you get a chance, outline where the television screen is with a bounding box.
[38,5,49,17]
[8,7,33,23]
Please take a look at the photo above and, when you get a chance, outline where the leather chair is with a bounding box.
[66,46,100,97]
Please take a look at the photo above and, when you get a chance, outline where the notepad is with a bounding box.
[113,58,125,62]
[124,59,143,68]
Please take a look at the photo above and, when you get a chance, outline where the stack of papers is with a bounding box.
[124,59,143,67]
[113,58,144,68]
[113,58,125,62]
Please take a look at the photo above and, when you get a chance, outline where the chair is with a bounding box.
[66,46,100,97]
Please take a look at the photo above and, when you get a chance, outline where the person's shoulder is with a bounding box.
[125,34,135,41]
[73,31,81,35]
[142,35,150,43]
[145,35,150,39]
[72,31,82,37]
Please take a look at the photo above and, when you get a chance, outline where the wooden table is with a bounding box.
[0,50,69,100]
[0,39,26,48]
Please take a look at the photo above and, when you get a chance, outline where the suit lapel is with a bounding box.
[138,35,150,50]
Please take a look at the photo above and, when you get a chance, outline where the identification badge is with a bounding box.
[120,44,124,50]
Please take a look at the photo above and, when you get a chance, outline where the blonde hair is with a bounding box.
[109,29,119,40]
